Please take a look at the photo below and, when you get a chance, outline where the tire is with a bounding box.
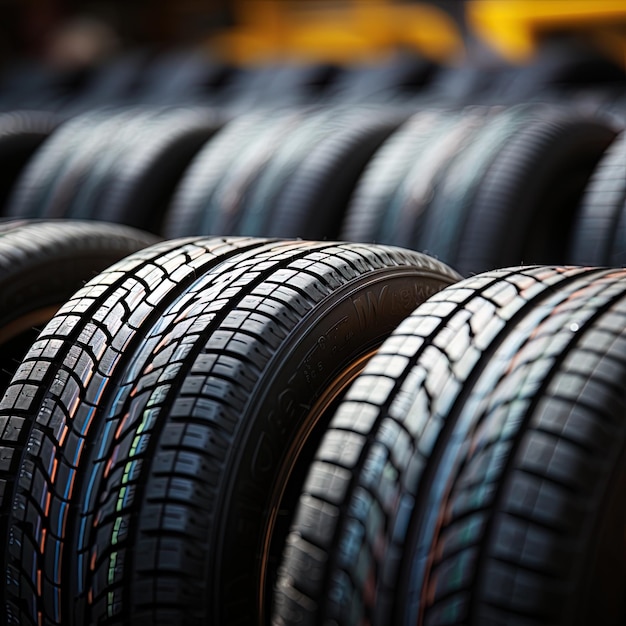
[72,106,221,232]
[410,104,534,267]
[219,107,341,236]
[0,111,60,213]
[383,105,494,253]
[339,109,453,244]
[0,237,460,626]
[6,111,139,219]
[568,130,626,265]
[273,264,626,626]
[341,104,500,253]
[6,107,221,232]
[0,219,158,394]
[167,106,378,240]
[451,107,618,275]
[162,109,311,238]
[0,218,159,623]
[609,195,626,266]
[328,51,436,103]
[248,107,408,240]
[418,269,626,626]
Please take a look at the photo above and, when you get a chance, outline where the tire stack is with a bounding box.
[275,264,626,626]
[0,103,623,272]
[0,5,625,625]
[0,233,460,625]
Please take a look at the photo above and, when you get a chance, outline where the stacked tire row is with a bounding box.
[0,227,460,625]
[1,224,626,625]
[275,263,626,626]
[1,100,624,275]
[0,25,624,626]
[0,50,441,114]
[3,42,625,114]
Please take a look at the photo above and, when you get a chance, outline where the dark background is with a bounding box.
[0,1,467,65]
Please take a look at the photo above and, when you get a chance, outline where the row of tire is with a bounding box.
[0,39,625,626]
[3,44,625,114]
[4,50,432,113]
[1,98,625,277]
[0,219,624,625]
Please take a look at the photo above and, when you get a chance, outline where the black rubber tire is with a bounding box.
[0,237,460,626]
[609,196,626,266]
[339,109,454,244]
[162,109,312,238]
[167,106,372,240]
[327,51,437,103]
[568,130,626,265]
[220,107,342,236]
[6,107,221,232]
[248,107,408,240]
[0,219,158,394]
[0,218,159,621]
[409,104,535,266]
[60,109,155,221]
[6,111,142,219]
[416,270,626,626]
[73,107,222,232]
[273,264,626,626]
[384,106,496,253]
[341,104,507,254]
[166,106,415,241]
[0,111,60,213]
[452,107,618,275]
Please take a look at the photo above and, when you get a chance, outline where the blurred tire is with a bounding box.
[340,108,456,244]
[568,130,626,265]
[0,111,60,213]
[163,109,310,238]
[450,107,618,274]
[249,106,407,240]
[6,107,221,233]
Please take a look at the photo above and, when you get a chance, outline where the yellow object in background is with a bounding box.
[282,2,379,63]
[207,1,465,65]
[387,3,466,63]
[468,0,626,67]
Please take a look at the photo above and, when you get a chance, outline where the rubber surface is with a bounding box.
[568,130,626,265]
[0,111,60,213]
[6,107,221,232]
[273,264,626,626]
[251,107,408,239]
[0,237,459,626]
[340,108,462,245]
[0,219,158,393]
[165,108,315,238]
[453,107,618,275]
